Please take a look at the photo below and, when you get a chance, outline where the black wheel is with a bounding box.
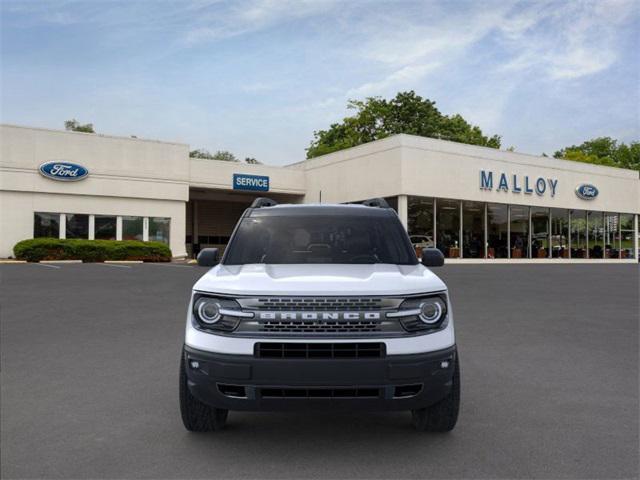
[412,354,460,432]
[179,351,228,432]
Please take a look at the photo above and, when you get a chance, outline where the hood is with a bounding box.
[192,263,446,296]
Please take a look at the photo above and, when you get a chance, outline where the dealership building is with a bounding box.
[1,124,638,262]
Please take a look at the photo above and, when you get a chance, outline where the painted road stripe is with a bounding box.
[35,263,61,269]
[97,263,132,269]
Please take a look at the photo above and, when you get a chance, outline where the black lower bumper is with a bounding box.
[183,344,457,411]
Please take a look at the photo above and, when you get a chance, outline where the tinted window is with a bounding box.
[66,214,89,239]
[34,212,59,238]
[224,214,417,265]
[95,215,116,240]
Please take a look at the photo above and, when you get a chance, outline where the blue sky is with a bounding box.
[2,0,639,165]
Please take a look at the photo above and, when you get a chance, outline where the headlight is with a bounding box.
[192,294,252,332]
[195,298,221,324]
[418,298,445,324]
[386,294,448,332]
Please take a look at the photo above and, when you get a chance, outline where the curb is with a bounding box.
[104,260,144,264]
[0,260,27,264]
[40,260,82,264]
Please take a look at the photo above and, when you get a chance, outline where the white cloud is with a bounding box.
[347,63,440,97]
[183,0,340,44]
[499,0,637,79]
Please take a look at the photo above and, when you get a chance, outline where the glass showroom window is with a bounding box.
[588,211,604,258]
[407,196,434,255]
[436,199,460,258]
[603,213,620,259]
[620,214,635,259]
[34,212,60,238]
[95,215,117,240]
[551,209,570,258]
[570,210,587,258]
[122,216,143,241]
[510,206,530,259]
[65,214,89,239]
[531,207,550,258]
[149,217,170,244]
[487,203,508,259]
[462,201,484,258]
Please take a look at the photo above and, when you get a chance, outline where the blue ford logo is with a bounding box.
[39,161,89,182]
[575,184,598,200]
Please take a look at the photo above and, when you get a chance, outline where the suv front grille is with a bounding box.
[238,297,401,311]
[234,296,406,337]
[260,320,381,334]
[255,342,385,359]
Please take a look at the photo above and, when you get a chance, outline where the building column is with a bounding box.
[116,216,123,241]
[634,214,639,260]
[397,195,408,231]
[88,215,95,240]
[59,213,66,239]
[143,217,149,242]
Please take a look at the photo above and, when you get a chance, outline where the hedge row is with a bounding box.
[13,238,172,262]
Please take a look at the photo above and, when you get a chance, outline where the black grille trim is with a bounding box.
[255,342,385,359]
[259,319,382,334]
[260,387,381,398]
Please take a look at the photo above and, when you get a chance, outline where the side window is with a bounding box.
[34,212,60,238]
[149,217,170,244]
[95,216,117,240]
[66,214,89,239]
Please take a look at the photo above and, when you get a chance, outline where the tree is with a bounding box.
[554,137,640,172]
[244,157,262,164]
[189,149,239,162]
[306,91,501,158]
[64,119,94,133]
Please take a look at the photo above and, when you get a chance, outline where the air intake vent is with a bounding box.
[255,342,385,359]
[260,387,381,398]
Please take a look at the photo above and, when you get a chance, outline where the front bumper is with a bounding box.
[183,344,457,411]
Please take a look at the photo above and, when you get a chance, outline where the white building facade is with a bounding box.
[1,124,638,262]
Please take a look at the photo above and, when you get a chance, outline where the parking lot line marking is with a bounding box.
[97,263,132,269]
[35,263,61,269]
[149,263,193,268]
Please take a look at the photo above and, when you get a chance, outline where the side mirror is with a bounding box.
[197,248,220,267]
[421,248,445,267]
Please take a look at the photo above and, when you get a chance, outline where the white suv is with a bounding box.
[180,198,460,432]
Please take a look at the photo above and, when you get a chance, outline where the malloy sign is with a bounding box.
[480,170,558,197]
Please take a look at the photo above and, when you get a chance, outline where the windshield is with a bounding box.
[223,214,418,265]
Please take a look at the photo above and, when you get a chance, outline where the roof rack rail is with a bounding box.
[361,198,391,209]
[250,197,278,208]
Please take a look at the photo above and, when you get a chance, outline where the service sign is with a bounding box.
[39,161,89,182]
[575,184,598,200]
[233,173,269,192]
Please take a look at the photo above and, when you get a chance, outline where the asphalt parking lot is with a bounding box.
[1,263,638,479]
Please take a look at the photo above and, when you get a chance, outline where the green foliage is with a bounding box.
[13,238,171,262]
[554,137,640,171]
[306,91,501,158]
[189,149,239,162]
[64,119,95,133]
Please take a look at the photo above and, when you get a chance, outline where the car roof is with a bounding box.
[247,203,397,218]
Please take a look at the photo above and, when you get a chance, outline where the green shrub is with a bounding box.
[13,238,172,262]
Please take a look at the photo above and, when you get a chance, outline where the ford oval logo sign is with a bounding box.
[575,184,598,200]
[39,161,89,182]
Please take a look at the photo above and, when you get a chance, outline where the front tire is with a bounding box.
[179,351,228,432]
[411,354,460,432]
